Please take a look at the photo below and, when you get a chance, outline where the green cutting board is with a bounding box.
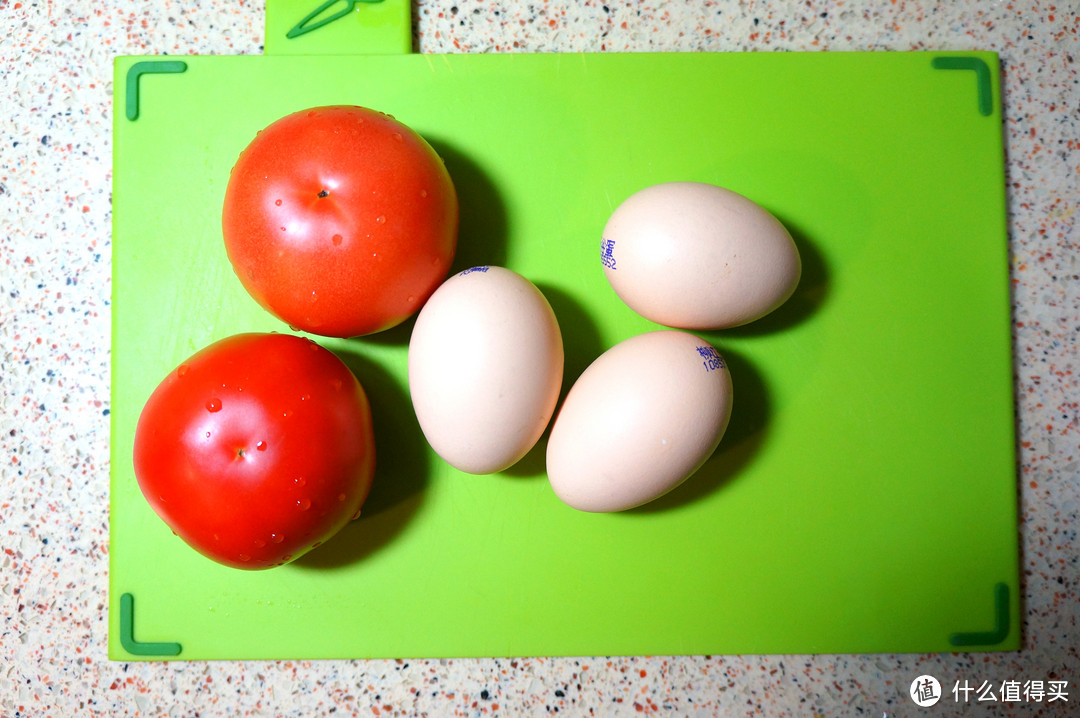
[109,2,1017,660]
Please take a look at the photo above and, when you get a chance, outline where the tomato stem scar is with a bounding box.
[317,189,329,198]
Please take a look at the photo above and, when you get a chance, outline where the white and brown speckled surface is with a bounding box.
[1,1,1077,715]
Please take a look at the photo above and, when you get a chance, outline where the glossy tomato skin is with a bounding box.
[133,333,375,569]
[222,105,458,338]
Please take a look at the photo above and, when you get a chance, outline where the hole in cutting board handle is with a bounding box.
[286,0,386,39]
[265,0,412,56]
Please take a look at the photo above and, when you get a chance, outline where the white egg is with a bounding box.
[601,181,801,329]
[546,330,733,512]
[408,266,564,475]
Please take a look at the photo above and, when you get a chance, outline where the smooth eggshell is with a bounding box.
[601,182,801,329]
[546,330,733,512]
[408,266,564,474]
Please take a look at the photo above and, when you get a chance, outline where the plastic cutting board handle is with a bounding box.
[264,0,412,56]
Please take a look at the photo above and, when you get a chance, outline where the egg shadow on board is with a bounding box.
[350,138,509,348]
[627,346,769,514]
[501,283,606,479]
[292,348,430,569]
[721,215,829,338]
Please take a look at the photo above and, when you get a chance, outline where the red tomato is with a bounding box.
[222,105,458,338]
[133,333,376,569]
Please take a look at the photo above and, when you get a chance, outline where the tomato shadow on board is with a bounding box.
[626,346,770,514]
[353,138,509,348]
[500,282,606,479]
[431,137,510,275]
[719,216,829,338]
[292,349,429,569]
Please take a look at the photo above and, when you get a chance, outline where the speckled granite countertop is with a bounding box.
[1,1,1077,715]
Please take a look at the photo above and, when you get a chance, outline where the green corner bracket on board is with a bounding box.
[119,593,182,656]
[931,56,994,117]
[286,0,386,39]
[125,61,187,121]
[949,583,1010,647]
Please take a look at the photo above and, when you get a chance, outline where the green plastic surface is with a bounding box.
[109,49,1018,660]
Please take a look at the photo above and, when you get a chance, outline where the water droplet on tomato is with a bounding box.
[239,553,251,562]
[283,409,293,418]
[279,226,286,232]
[312,541,322,549]
[270,533,284,543]
[297,498,311,511]
[176,364,190,379]
[294,477,306,488]
[351,507,363,520]
[282,554,293,562]
[256,441,267,451]
[392,132,403,142]
[330,378,342,391]
[301,393,310,402]
[254,538,266,548]
[332,233,343,246]
[310,291,318,303]
[206,398,222,413]
[274,198,282,206]
[407,295,416,304]
[205,431,211,439]
[375,215,386,224]
[419,189,428,198]
[337,493,346,502]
